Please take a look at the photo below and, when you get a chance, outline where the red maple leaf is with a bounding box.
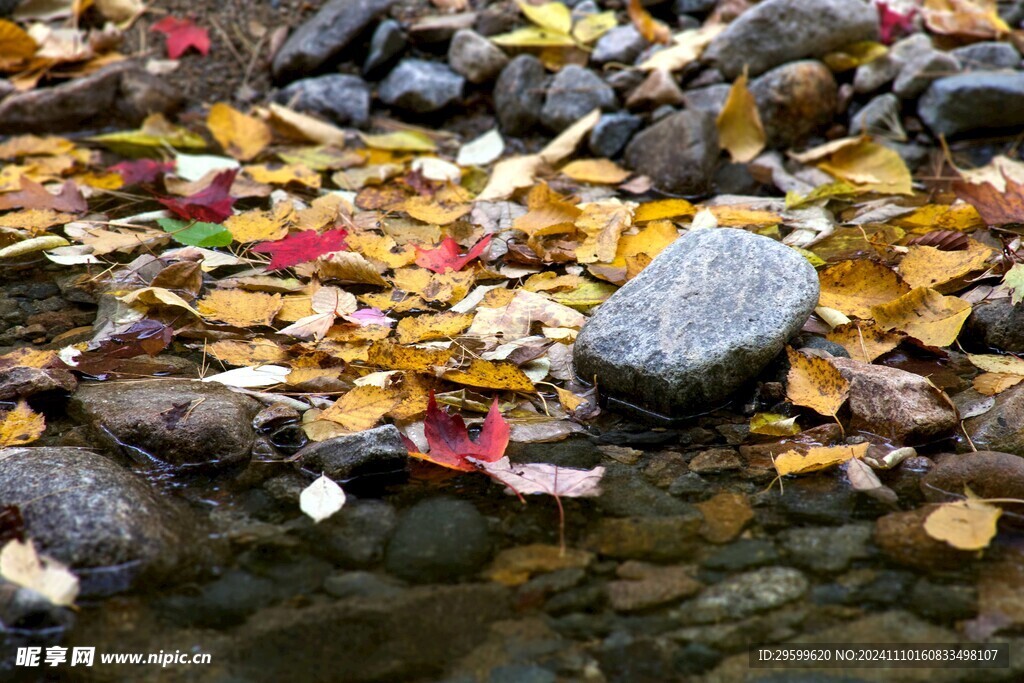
[150,17,210,59]
[110,159,174,185]
[414,392,510,471]
[415,234,492,274]
[251,228,349,270]
[877,1,915,44]
[157,169,237,224]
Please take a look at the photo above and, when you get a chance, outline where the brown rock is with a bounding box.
[873,507,975,571]
[696,492,754,543]
[749,60,838,148]
[688,447,742,474]
[739,423,843,471]
[831,358,959,445]
[922,451,1024,503]
[625,69,685,110]
[606,561,701,611]
[585,514,702,561]
[962,382,1024,455]
[0,366,76,400]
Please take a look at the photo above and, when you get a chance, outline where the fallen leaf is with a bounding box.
[119,287,200,315]
[415,235,491,273]
[924,495,1002,550]
[923,0,1008,40]
[0,177,86,212]
[157,169,238,223]
[899,238,994,291]
[396,311,473,344]
[207,103,272,161]
[786,347,850,417]
[444,358,536,393]
[456,129,504,167]
[223,207,290,243]
[413,392,510,471]
[627,0,670,43]
[0,19,37,63]
[474,456,605,497]
[466,289,586,341]
[319,385,400,432]
[150,16,210,59]
[879,0,916,43]
[973,372,1024,396]
[0,400,45,448]
[633,198,695,222]
[871,287,972,347]
[826,321,904,362]
[637,24,723,71]
[749,412,800,437]
[197,289,282,327]
[716,68,766,163]
[818,260,910,319]
[953,155,1024,225]
[561,158,631,185]
[157,218,233,247]
[575,200,634,264]
[207,338,289,366]
[0,539,78,607]
[299,474,346,523]
[252,228,349,270]
[775,443,869,476]
[359,130,436,152]
[201,365,290,388]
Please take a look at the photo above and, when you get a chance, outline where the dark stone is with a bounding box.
[363,19,407,77]
[277,74,370,127]
[749,60,838,148]
[951,41,1020,71]
[589,112,643,158]
[967,298,1024,353]
[591,25,648,65]
[378,59,465,113]
[384,498,492,583]
[961,383,1024,455]
[778,524,873,573]
[574,229,818,416]
[585,513,702,561]
[448,28,509,83]
[623,109,719,195]
[294,425,408,481]
[703,539,780,571]
[919,72,1024,136]
[909,579,977,622]
[272,0,397,82]
[495,55,549,136]
[873,507,975,571]
[540,65,617,132]
[301,499,398,568]
[922,451,1024,501]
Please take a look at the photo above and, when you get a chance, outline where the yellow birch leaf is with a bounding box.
[207,339,289,366]
[207,103,272,162]
[555,386,586,412]
[119,287,199,315]
[367,341,453,372]
[359,130,436,152]
[0,348,59,369]
[575,200,635,264]
[318,385,401,432]
[705,206,781,227]
[0,20,36,62]
[785,347,850,417]
[0,209,74,233]
[924,498,1002,550]
[633,198,695,222]
[346,232,417,270]
[627,0,671,44]
[477,154,543,201]
[588,219,678,285]
[560,158,631,184]
[517,0,572,34]
[198,289,283,327]
[276,293,316,322]
[466,289,587,340]
[816,139,913,195]
[396,311,473,344]
[444,358,536,392]
[823,40,888,71]
[0,400,44,447]
[316,251,389,286]
[893,203,986,233]
[402,195,472,225]
[826,321,905,362]
[973,372,1024,396]
[774,443,868,476]
[358,289,427,313]
[900,239,995,291]
[224,209,289,243]
[871,287,972,348]
[245,163,321,188]
[637,24,724,71]
[750,412,800,437]
[388,372,436,421]
[716,69,766,164]
[968,353,1024,375]
[818,260,910,318]
[571,11,617,44]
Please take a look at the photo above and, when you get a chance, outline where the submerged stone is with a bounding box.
[573,228,818,416]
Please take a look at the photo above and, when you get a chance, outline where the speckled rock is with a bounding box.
[703,0,878,79]
[69,379,260,469]
[961,383,1024,455]
[276,74,370,127]
[378,59,464,113]
[682,567,809,623]
[574,229,818,416]
[294,425,408,481]
[622,109,719,195]
[966,298,1024,353]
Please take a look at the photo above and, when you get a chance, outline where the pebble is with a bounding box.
[301,499,398,568]
[294,425,408,481]
[853,33,932,94]
[778,524,873,573]
[951,41,1021,71]
[448,29,509,84]
[606,561,701,611]
[272,0,397,81]
[591,26,648,65]
[703,0,878,79]
[625,68,685,110]
[494,55,548,136]
[378,59,465,113]
[923,451,1024,502]
[574,229,818,416]
[276,74,370,127]
[595,465,694,517]
[749,60,838,148]
[966,298,1024,353]
[588,112,643,158]
[540,65,617,132]
[0,365,76,400]
[69,379,260,469]
[961,383,1024,455]
[702,539,780,572]
[622,109,719,195]
[682,567,809,623]
[585,514,702,562]
[873,507,975,571]
[384,498,492,583]
[909,578,977,622]
[688,448,742,474]
[849,92,901,136]
[919,72,1024,136]
[696,492,754,544]
[363,19,407,77]
[892,50,960,99]
[323,571,405,600]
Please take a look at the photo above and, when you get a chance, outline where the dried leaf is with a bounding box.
[319,385,400,432]
[716,69,766,164]
[818,260,910,319]
[871,287,972,347]
[198,289,282,327]
[0,400,45,448]
[0,539,78,607]
[899,238,994,291]
[785,347,849,417]
[300,474,346,523]
[826,321,904,362]
[444,359,537,393]
[396,311,473,344]
[475,456,605,497]
[775,443,869,476]
[561,158,631,185]
[207,103,272,161]
[924,497,1002,550]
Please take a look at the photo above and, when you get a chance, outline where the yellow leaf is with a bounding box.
[516,0,572,34]
[316,251,389,286]
[119,287,199,315]
[627,0,670,44]
[750,412,800,437]
[490,26,577,47]
[588,219,678,285]
[818,260,910,319]
[555,386,586,412]
[207,103,272,162]
[368,341,453,372]
[539,108,601,165]
[402,195,472,225]
[0,135,73,159]
[0,20,36,62]
[224,208,290,243]
[444,358,536,392]
[899,238,994,291]
[973,372,1024,396]
[198,289,283,327]
[466,289,587,340]
[705,206,781,227]
[560,158,631,184]
[826,321,904,362]
[893,203,985,233]
[477,154,543,201]
[968,353,1024,375]
[207,338,289,366]
[571,11,617,44]
[637,24,724,71]
[816,139,913,195]
[318,385,401,432]
[263,103,347,146]
[0,209,74,234]
[0,348,59,369]
[346,232,417,270]
[823,41,888,71]
[775,443,868,476]
[716,69,766,163]
[245,163,321,188]
[633,198,695,222]
[870,287,972,347]
[0,400,44,447]
[785,347,850,417]
[359,130,436,152]
[575,200,635,264]
[396,311,473,344]
[923,0,1009,40]
[924,497,1002,550]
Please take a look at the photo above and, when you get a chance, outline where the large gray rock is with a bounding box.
[574,229,818,416]
[272,0,397,82]
[919,72,1024,136]
[589,112,643,158]
[0,448,209,587]
[703,0,878,79]
[622,109,719,195]
[540,65,617,132]
[893,50,960,99]
[69,379,260,469]
[494,55,548,136]
[378,59,465,113]
[294,425,408,481]
[276,74,370,127]
[952,41,1021,70]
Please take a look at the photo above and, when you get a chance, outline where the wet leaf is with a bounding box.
[319,385,401,432]
[818,260,910,319]
[923,0,1008,41]
[1002,263,1024,305]
[414,392,510,471]
[0,400,45,448]
[300,474,346,523]
[444,359,536,393]
[716,69,766,164]
[871,287,972,347]
[201,365,289,388]
[475,456,605,497]
[197,289,282,327]
[749,412,800,437]
[775,443,868,476]
[395,311,473,344]
[826,321,904,362]
[899,238,994,291]
[0,539,78,607]
[785,347,849,417]
[924,496,1002,550]
[973,373,1024,396]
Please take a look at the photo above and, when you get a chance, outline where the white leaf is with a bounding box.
[311,286,357,316]
[300,474,346,523]
[278,312,334,340]
[173,153,240,182]
[412,157,462,182]
[457,129,504,167]
[472,456,605,497]
[0,539,79,607]
[201,365,290,388]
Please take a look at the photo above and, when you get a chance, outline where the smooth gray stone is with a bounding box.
[588,112,643,158]
[272,0,397,82]
[919,72,1024,136]
[952,41,1021,70]
[378,59,464,112]
[622,109,718,195]
[704,0,878,79]
[892,50,960,99]
[447,28,509,83]
[363,19,407,77]
[540,65,617,132]
[494,55,548,136]
[573,229,818,416]
[294,425,408,481]
[276,74,370,127]
[591,25,648,65]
